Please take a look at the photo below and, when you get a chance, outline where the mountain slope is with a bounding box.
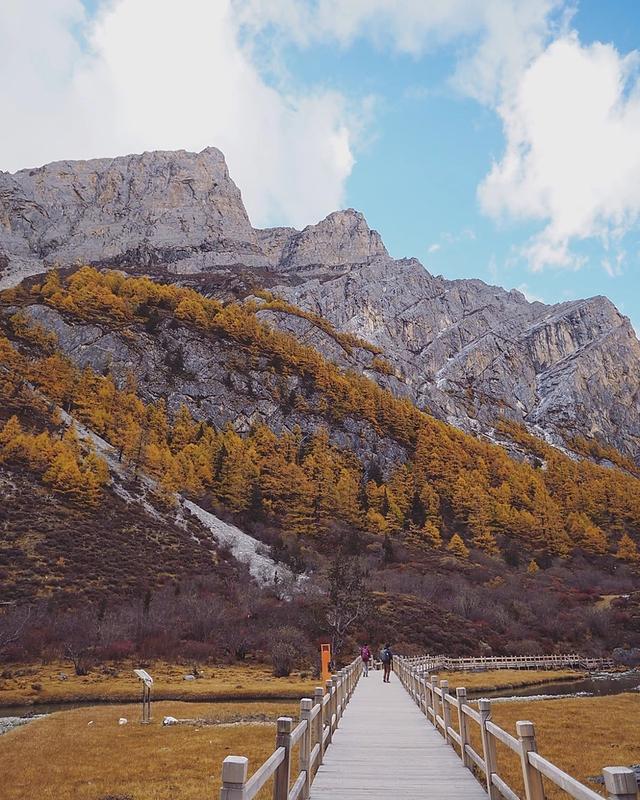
[271,255,640,461]
[2,267,640,659]
[1,147,639,465]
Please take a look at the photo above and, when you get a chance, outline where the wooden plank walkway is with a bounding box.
[310,670,488,800]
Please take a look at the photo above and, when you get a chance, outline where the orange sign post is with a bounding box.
[320,642,332,682]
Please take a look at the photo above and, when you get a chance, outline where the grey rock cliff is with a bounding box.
[0,147,268,286]
[272,257,640,460]
[18,304,407,472]
[1,147,639,462]
[260,208,388,273]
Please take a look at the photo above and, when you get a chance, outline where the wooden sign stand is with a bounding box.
[134,669,153,724]
[320,643,331,683]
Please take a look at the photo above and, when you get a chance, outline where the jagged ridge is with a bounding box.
[1,147,639,462]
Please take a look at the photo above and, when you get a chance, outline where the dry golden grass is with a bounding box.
[0,661,317,706]
[433,668,582,692]
[490,693,640,799]
[444,693,640,800]
[2,675,638,800]
[0,700,301,800]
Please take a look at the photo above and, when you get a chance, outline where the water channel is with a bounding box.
[0,670,638,732]
[469,669,640,700]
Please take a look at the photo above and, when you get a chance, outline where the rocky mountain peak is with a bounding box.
[0,147,266,288]
[280,208,388,270]
[1,145,639,463]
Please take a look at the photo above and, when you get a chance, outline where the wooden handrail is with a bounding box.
[243,748,285,798]
[219,656,363,800]
[394,656,638,800]
[400,653,615,673]
[486,720,520,752]
[527,752,603,800]
[289,720,307,747]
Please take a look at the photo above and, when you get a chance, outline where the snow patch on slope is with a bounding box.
[183,501,291,584]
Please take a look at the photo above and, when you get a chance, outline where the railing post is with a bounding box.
[516,721,545,800]
[430,675,438,727]
[313,686,324,767]
[220,755,248,800]
[330,676,339,733]
[456,687,470,768]
[299,699,312,800]
[325,679,333,743]
[479,699,498,800]
[603,768,639,800]
[342,669,347,712]
[342,672,347,716]
[273,717,292,800]
[440,680,451,744]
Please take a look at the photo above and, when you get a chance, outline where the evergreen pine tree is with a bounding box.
[616,533,639,563]
[447,533,469,559]
[421,520,443,548]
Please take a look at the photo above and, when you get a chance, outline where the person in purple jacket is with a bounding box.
[360,643,371,676]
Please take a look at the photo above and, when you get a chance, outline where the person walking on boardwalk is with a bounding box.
[380,643,393,682]
[360,643,371,676]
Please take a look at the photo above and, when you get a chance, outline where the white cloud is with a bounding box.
[240,0,640,275]
[515,283,545,303]
[479,34,640,271]
[0,0,356,228]
[430,229,477,250]
[601,250,625,278]
[237,0,564,104]
[6,0,636,275]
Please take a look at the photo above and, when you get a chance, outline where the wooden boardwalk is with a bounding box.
[309,670,487,800]
[219,657,638,800]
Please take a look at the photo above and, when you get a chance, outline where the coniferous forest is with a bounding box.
[1,267,639,663]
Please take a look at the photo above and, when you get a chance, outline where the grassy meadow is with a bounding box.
[442,690,640,800]
[0,661,317,706]
[489,693,640,798]
[431,668,582,692]
[0,700,295,800]
[1,665,638,800]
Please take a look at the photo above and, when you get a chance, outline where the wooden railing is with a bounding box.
[219,657,362,800]
[403,653,615,673]
[395,657,638,800]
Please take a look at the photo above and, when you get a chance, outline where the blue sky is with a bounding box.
[271,0,640,328]
[1,1,639,329]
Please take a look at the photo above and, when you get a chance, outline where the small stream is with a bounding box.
[0,696,286,735]
[1,671,638,735]
[469,670,640,701]
[0,698,130,719]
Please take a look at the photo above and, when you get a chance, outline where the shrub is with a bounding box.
[269,626,309,677]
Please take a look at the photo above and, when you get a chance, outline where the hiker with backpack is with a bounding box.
[380,643,393,682]
[360,643,371,676]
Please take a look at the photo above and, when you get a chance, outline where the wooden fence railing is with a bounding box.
[219,657,362,800]
[395,657,638,800]
[403,653,615,673]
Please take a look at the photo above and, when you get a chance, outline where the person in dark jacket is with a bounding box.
[380,643,393,682]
